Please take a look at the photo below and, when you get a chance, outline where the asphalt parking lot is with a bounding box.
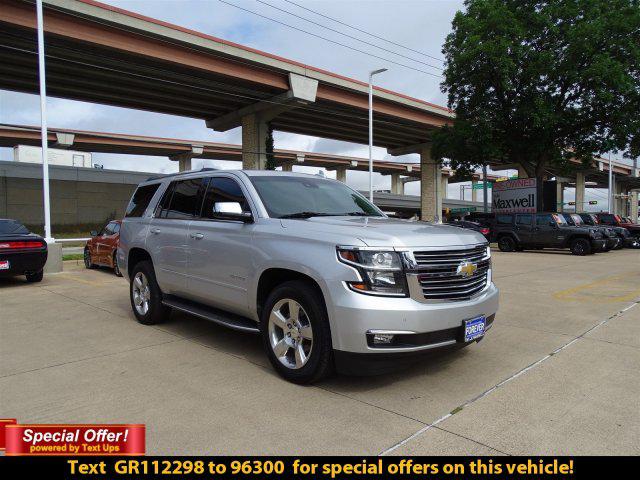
[1,249,639,455]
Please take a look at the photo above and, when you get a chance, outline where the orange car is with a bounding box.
[84,220,122,276]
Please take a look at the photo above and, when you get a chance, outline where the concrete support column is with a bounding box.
[420,146,441,222]
[441,176,449,200]
[390,173,403,195]
[169,145,204,172]
[575,172,586,213]
[556,182,564,212]
[241,113,269,170]
[471,182,478,202]
[335,167,347,183]
[281,162,293,172]
[178,158,191,172]
[44,242,63,273]
[630,190,639,223]
[518,165,528,178]
[615,182,625,216]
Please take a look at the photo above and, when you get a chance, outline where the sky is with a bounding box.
[0,0,621,209]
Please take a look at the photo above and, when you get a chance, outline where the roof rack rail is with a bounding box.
[145,166,219,181]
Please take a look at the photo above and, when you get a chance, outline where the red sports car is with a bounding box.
[84,220,122,276]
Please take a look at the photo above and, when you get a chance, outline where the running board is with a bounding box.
[162,295,259,333]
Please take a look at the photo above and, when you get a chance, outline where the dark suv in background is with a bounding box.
[560,213,620,251]
[493,212,607,255]
[578,213,638,249]
[596,214,640,239]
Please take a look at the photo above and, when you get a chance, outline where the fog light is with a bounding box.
[373,333,395,344]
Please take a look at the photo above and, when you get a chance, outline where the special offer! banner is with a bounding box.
[4,424,145,456]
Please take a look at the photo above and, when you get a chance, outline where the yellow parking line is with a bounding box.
[553,271,640,303]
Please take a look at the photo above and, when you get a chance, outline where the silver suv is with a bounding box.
[119,170,499,383]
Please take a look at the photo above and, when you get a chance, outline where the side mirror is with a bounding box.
[211,202,253,223]
[90,230,98,237]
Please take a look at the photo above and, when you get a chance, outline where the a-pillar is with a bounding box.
[390,173,404,195]
[335,166,347,183]
[575,172,586,213]
[420,146,441,222]
[556,181,564,212]
[630,190,639,223]
[241,113,269,170]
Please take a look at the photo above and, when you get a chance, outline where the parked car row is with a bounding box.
[451,211,640,255]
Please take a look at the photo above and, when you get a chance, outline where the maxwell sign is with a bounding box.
[492,178,537,213]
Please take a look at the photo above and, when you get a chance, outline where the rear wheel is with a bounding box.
[497,235,516,252]
[570,238,591,256]
[26,270,43,283]
[129,260,170,325]
[261,281,333,384]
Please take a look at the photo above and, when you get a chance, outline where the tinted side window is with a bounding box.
[165,179,202,219]
[156,182,175,219]
[201,177,250,220]
[515,214,532,226]
[536,214,553,226]
[125,183,160,217]
[496,214,513,225]
[599,214,615,224]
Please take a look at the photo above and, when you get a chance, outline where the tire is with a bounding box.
[26,270,43,283]
[260,280,333,384]
[113,252,122,277]
[129,260,170,325]
[84,247,97,269]
[497,235,516,252]
[570,238,591,256]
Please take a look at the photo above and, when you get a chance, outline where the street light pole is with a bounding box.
[608,154,613,214]
[36,0,53,243]
[368,68,387,202]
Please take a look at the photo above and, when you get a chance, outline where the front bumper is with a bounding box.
[326,280,499,356]
[624,237,640,248]
[591,239,607,251]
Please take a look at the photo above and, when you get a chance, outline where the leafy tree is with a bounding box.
[265,123,277,170]
[433,0,640,180]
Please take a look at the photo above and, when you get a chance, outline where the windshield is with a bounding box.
[0,219,29,235]
[249,175,384,219]
[561,214,576,226]
[570,214,583,225]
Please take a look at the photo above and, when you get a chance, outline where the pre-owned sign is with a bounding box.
[492,178,537,213]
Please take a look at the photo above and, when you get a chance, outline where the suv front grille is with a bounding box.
[411,246,490,301]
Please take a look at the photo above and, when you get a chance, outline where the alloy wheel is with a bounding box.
[268,298,313,370]
[132,272,151,315]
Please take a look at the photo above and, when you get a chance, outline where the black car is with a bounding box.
[0,219,47,282]
[578,213,637,249]
[560,213,619,251]
[445,219,491,240]
[493,212,607,255]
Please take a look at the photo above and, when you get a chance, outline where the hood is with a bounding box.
[280,216,486,248]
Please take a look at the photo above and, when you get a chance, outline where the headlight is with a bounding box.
[337,248,407,296]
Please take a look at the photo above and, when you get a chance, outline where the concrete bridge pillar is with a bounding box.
[471,182,478,202]
[575,172,586,213]
[556,182,564,212]
[420,146,441,223]
[241,113,269,170]
[169,145,204,172]
[390,173,403,195]
[630,190,639,222]
[441,176,449,200]
[281,162,293,172]
[335,167,347,183]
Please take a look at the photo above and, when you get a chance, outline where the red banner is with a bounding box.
[4,424,145,456]
[0,419,17,450]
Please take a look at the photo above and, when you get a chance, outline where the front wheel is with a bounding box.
[570,238,591,256]
[113,252,122,277]
[84,248,96,269]
[129,260,170,325]
[261,281,333,384]
[497,235,516,252]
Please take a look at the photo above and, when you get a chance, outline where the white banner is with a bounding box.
[492,178,537,213]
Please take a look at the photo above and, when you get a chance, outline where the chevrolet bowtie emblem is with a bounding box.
[457,261,478,277]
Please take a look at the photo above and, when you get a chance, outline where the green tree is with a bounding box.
[433,0,640,180]
[265,123,277,170]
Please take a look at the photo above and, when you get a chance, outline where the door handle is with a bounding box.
[150,228,161,234]
[190,232,204,240]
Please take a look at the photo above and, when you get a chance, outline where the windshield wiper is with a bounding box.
[280,211,334,219]
[344,212,375,216]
